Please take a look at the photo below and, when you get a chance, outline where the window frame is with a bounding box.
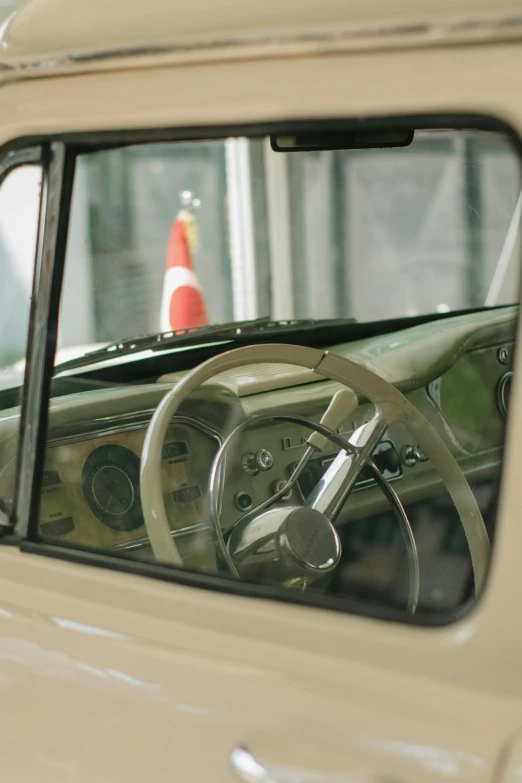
[11,112,522,629]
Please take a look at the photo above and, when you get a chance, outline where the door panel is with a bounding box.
[0,548,520,783]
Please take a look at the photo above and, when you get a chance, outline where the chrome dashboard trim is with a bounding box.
[46,412,222,449]
[111,521,212,552]
[46,409,157,445]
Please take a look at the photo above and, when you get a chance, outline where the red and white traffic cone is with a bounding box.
[160,209,209,332]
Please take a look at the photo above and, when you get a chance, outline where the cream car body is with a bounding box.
[0,1,522,781]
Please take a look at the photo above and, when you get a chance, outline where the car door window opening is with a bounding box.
[0,113,519,626]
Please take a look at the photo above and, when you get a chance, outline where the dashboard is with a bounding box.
[0,306,516,611]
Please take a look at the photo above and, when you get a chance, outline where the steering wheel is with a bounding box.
[140,344,490,612]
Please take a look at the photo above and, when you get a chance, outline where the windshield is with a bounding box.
[54,129,520,356]
[0,128,519,380]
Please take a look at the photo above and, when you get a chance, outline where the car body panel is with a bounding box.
[0,41,521,145]
[0,0,521,779]
[0,545,520,783]
[1,0,522,75]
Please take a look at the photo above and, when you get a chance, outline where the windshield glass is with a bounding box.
[0,163,42,382]
[53,128,520,357]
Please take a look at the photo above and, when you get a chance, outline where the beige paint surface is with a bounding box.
[0,44,519,143]
[1,0,522,68]
[0,545,521,783]
[0,3,521,781]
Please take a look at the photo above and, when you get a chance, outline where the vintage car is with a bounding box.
[0,0,521,780]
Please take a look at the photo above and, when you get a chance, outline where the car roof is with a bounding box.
[1,0,521,71]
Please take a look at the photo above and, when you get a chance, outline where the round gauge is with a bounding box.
[82,445,144,531]
[497,372,513,418]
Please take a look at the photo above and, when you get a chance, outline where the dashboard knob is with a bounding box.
[241,449,274,475]
[401,444,428,467]
[256,449,273,471]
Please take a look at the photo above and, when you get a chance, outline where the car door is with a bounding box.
[2,12,522,783]
[2,479,522,783]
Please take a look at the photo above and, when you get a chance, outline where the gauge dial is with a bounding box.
[82,444,143,531]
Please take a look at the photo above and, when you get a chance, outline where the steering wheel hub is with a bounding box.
[283,507,340,570]
[226,504,341,584]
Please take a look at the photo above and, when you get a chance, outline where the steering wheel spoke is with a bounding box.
[307,418,388,522]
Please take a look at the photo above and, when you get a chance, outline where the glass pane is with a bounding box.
[0,165,41,371]
[0,163,42,515]
[37,124,521,623]
[58,144,231,350]
[289,133,520,320]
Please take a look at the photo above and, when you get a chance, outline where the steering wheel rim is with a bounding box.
[140,343,490,597]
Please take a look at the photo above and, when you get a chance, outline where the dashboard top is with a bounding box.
[157,306,518,397]
[0,306,515,446]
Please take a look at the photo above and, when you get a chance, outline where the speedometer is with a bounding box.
[82,444,144,531]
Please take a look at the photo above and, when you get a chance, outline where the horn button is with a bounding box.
[283,507,340,570]
[227,505,341,584]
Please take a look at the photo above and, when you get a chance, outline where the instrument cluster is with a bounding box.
[38,419,219,550]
